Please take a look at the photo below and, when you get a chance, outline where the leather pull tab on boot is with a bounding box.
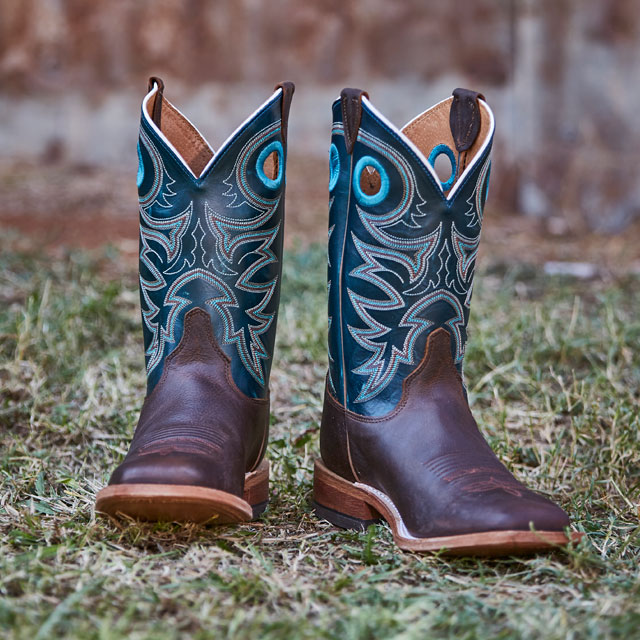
[449,88,485,153]
[341,88,369,155]
[274,81,295,146]
[148,76,165,128]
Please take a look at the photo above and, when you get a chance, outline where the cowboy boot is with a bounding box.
[96,77,294,523]
[313,88,581,555]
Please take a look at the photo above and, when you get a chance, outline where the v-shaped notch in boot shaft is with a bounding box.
[332,89,494,200]
[142,77,295,181]
[338,87,491,196]
[401,90,492,196]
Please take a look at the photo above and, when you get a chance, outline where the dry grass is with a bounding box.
[0,233,639,639]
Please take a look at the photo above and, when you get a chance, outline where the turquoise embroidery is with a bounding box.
[465,157,491,228]
[136,141,144,188]
[329,143,340,191]
[138,128,176,208]
[256,140,284,190]
[427,143,457,191]
[353,155,390,206]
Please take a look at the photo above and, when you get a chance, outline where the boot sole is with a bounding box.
[95,459,269,524]
[312,459,583,556]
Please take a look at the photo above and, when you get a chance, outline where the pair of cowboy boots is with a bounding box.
[96,78,581,555]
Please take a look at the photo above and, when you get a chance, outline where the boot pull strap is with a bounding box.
[274,81,295,146]
[147,76,165,129]
[341,88,369,155]
[449,88,485,153]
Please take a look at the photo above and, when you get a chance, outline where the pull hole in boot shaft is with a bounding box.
[353,156,389,206]
[257,142,284,189]
[360,166,381,197]
[428,143,457,191]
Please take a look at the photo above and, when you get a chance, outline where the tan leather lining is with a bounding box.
[262,151,279,180]
[360,166,382,195]
[401,97,491,191]
[146,95,214,176]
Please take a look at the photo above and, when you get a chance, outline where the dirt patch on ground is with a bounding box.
[2,159,639,276]
[0,158,328,256]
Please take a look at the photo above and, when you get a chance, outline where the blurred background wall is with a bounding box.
[1,0,639,240]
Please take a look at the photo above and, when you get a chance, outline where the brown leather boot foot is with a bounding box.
[96,307,272,524]
[313,460,581,556]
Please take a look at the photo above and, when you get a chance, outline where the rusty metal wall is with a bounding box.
[1,0,639,230]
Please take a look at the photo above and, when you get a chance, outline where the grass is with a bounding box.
[0,233,639,639]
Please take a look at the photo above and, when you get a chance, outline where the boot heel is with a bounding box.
[243,458,270,519]
[313,459,382,531]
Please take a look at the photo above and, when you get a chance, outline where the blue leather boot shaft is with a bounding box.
[327,97,493,416]
[137,91,287,398]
